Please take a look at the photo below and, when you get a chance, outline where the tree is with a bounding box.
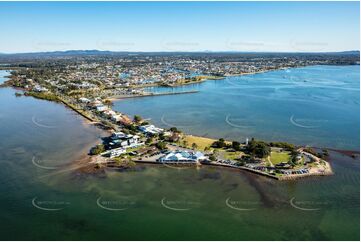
[170,127,179,133]
[269,141,295,151]
[127,124,137,132]
[156,141,166,150]
[232,141,241,151]
[290,149,299,164]
[146,137,154,145]
[133,115,142,123]
[103,99,113,106]
[209,154,217,161]
[246,139,270,158]
[212,138,226,148]
[158,132,165,140]
[192,143,198,150]
[89,144,105,155]
[254,142,270,158]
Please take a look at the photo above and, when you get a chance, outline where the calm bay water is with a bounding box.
[114,65,360,151]
[0,69,359,240]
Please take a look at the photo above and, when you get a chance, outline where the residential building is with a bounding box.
[138,124,163,135]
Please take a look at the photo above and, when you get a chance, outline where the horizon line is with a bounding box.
[1,49,360,55]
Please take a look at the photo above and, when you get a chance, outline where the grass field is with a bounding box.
[270,151,291,165]
[181,135,216,150]
[222,151,244,160]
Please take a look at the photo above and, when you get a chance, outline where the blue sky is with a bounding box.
[0,1,359,53]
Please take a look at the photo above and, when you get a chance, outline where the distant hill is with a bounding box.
[0,50,359,64]
[0,49,359,57]
[0,50,124,56]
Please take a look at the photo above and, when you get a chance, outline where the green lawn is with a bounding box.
[270,151,291,165]
[126,146,144,154]
[180,135,216,150]
[223,151,244,160]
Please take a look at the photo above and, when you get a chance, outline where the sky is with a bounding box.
[0,1,359,53]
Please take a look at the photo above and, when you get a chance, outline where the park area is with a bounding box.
[269,151,291,165]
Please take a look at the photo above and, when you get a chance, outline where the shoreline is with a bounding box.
[101,155,334,181]
[3,66,352,180]
[109,90,199,100]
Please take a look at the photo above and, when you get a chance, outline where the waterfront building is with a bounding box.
[109,147,126,158]
[138,124,164,135]
[79,97,91,103]
[109,133,142,149]
[33,85,49,92]
[111,132,126,140]
[158,150,206,163]
[96,105,108,112]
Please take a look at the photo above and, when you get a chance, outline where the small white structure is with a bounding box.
[96,105,108,112]
[111,114,123,122]
[103,110,116,117]
[109,147,126,158]
[33,85,48,92]
[79,97,91,103]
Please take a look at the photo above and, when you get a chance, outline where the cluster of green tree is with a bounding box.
[158,132,165,140]
[133,115,142,123]
[211,138,226,148]
[125,124,138,134]
[269,141,295,151]
[289,149,300,166]
[113,157,136,168]
[141,121,150,126]
[156,141,167,150]
[246,138,270,158]
[231,141,241,151]
[24,91,59,102]
[211,139,241,151]
[146,136,154,145]
[208,154,217,161]
[169,127,181,133]
[89,144,105,155]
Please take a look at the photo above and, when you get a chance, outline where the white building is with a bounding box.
[109,147,126,158]
[158,150,206,163]
[79,97,91,103]
[96,105,108,112]
[111,114,123,122]
[109,133,142,148]
[138,124,163,135]
[33,85,49,92]
[111,132,126,140]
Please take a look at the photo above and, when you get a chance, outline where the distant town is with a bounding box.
[1,51,359,179]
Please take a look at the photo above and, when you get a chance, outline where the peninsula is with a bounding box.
[2,51,357,180]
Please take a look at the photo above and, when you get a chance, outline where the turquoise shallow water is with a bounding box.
[0,69,359,240]
[114,65,360,151]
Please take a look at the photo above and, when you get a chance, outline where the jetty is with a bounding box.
[111,90,199,99]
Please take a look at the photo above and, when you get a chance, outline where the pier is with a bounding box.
[111,90,199,99]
